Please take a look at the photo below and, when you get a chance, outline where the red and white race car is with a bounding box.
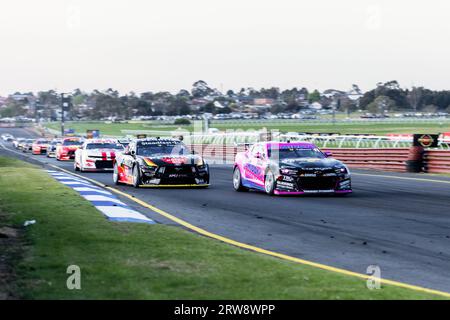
[32,139,50,155]
[56,137,83,161]
[74,139,124,172]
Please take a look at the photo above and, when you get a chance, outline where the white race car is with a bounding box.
[74,139,124,172]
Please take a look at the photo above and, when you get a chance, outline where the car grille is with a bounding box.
[95,160,114,169]
[161,166,196,184]
[297,176,337,190]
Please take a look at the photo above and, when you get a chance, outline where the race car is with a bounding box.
[21,139,35,152]
[32,139,50,155]
[46,139,62,158]
[56,137,83,161]
[1,134,14,142]
[118,138,131,149]
[74,139,124,172]
[12,137,26,149]
[233,141,352,195]
[113,137,209,188]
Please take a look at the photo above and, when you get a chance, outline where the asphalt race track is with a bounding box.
[2,127,450,293]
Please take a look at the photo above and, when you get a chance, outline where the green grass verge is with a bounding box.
[0,156,445,299]
[45,120,450,136]
[45,121,182,136]
[213,122,450,135]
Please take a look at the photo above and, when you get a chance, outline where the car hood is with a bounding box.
[138,154,202,166]
[85,149,119,157]
[279,157,343,169]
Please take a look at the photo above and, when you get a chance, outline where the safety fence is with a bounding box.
[321,148,410,172]
[188,144,450,174]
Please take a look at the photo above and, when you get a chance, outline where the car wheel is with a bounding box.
[113,163,120,185]
[233,167,248,192]
[132,165,141,188]
[264,170,276,195]
[74,161,80,171]
[79,158,85,172]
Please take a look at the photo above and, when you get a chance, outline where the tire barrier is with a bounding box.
[424,150,450,174]
[322,148,410,172]
[406,146,425,173]
[189,144,450,174]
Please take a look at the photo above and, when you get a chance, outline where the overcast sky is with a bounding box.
[1,0,449,95]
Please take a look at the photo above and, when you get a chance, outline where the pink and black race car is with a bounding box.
[233,141,352,195]
[74,139,124,172]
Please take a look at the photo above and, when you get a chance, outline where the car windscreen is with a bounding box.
[86,143,124,150]
[269,147,325,159]
[36,140,50,144]
[63,140,82,146]
[136,141,189,156]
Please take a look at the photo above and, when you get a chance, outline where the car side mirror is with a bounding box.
[324,151,332,157]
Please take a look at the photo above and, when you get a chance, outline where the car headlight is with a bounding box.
[335,165,350,174]
[280,168,297,175]
[142,158,157,167]
[196,158,207,169]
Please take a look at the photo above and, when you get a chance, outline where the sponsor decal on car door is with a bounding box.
[243,145,265,186]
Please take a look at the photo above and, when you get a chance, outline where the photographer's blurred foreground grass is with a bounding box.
[0,156,444,299]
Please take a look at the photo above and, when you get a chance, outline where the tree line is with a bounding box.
[2,80,450,120]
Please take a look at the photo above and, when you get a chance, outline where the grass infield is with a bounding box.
[44,120,450,137]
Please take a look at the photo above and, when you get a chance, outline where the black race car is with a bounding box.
[113,138,209,188]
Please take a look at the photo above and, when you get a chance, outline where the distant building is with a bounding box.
[245,104,271,112]
[309,102,323,110]
[346,88,363,101]
[191,98,210,106]
[8,93,35,102]
[253,98,275,105]
[321,89,345,99]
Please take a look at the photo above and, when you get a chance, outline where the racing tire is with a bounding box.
[79,158,85,172]
[132,165,141,188]
[232,167,248,192]
[113,163,120,185]
[264,170,276,195]
[74,161,80,171]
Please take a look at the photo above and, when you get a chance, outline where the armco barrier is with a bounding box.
[424,150,450,173]
[189,144,411,172]
[323,148,410,172]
